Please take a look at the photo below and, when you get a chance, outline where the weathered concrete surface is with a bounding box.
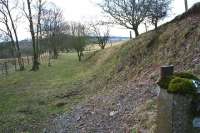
[157,88,200,133]
[157,89,173,133]
[172,93,193,133]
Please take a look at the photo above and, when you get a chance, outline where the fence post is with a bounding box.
[41,55,43,63]
[160,65,174,79]
[45,54,46,62]
[39,55,41,63]
[32,56,34,64]
[1,63,4,74]
[22,58,24,67]
[27,56,30,65]
[45,55,47,63]
[41,55,44,63]
[14,59,17,71]
[4,62,8,76]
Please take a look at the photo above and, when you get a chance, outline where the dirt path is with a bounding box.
[44,81,159,133]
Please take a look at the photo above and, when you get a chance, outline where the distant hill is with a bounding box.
[109,36,129,43]
[0,40,32,59]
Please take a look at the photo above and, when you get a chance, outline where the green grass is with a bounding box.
[0,49,120,131]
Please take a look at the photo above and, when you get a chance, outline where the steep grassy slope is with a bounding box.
[117,3,200,82]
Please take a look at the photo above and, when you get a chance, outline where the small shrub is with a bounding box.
[168,77,196,94]
[157,76,175,89]
[174,72,199,80]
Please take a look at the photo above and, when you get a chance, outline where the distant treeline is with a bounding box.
[0,36,128,59]
[0,41,32,59]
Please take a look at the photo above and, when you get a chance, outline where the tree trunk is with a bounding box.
[53,48,58,59]
[27,0,39,71]
[155,22,158,30]
[36,0,42,60]
[9,43,15,57]
[100,44,105,49]
[130,31,133,39]
[48,50,51,67]
[78,55,81,62]
[134,28,139,37]
[77,51,82,62]
[6,23,16,57]
[32,53,39,70]
[17,52,25,71]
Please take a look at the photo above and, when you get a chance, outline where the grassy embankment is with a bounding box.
[0,44,122,131]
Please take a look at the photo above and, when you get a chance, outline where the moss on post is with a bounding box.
[168,77,196,94]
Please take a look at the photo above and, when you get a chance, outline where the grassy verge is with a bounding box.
[0,45,121,131]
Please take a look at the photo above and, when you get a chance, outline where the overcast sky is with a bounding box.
[46,0,199,38]
[12,0,200,40]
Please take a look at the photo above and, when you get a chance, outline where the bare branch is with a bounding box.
[99,0,152,37]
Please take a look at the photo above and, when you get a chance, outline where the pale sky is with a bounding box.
[47,0,200,38]
[3,0,200,40]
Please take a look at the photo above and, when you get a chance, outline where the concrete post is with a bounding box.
[160,65,174,79]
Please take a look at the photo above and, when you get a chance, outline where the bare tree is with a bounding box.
[147,0,171,29]
[24,0,39,71]
[90,22,110,49]
[22,0,46,70]
[35,0,45,57]
[99,0,151,37]
[41,7,53,65]
[70,22,88,61]
[0,0,24,70]
[41,4,65,59]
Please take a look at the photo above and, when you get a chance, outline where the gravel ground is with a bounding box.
[44,81,159,133]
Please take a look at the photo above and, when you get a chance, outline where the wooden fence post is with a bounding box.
[1,63,4,74]
[14,59,17,71]
[45,54,47,63]
[40,55,42,63]
[22,58,24,67]
[32,56,34,64]
[27,56,30,65]
[4,62,8,76]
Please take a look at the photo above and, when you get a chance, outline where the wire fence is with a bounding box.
[0,52,49,77]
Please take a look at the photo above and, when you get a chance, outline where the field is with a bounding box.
[0,44,120,131]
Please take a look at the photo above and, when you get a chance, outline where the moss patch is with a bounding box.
[157,76,175,90]
[174,72,199,80]
[168,77,196,94]
[158,72,198,94]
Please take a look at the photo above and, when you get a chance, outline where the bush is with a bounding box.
[168,77,196,94]
[174,72,199,80]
